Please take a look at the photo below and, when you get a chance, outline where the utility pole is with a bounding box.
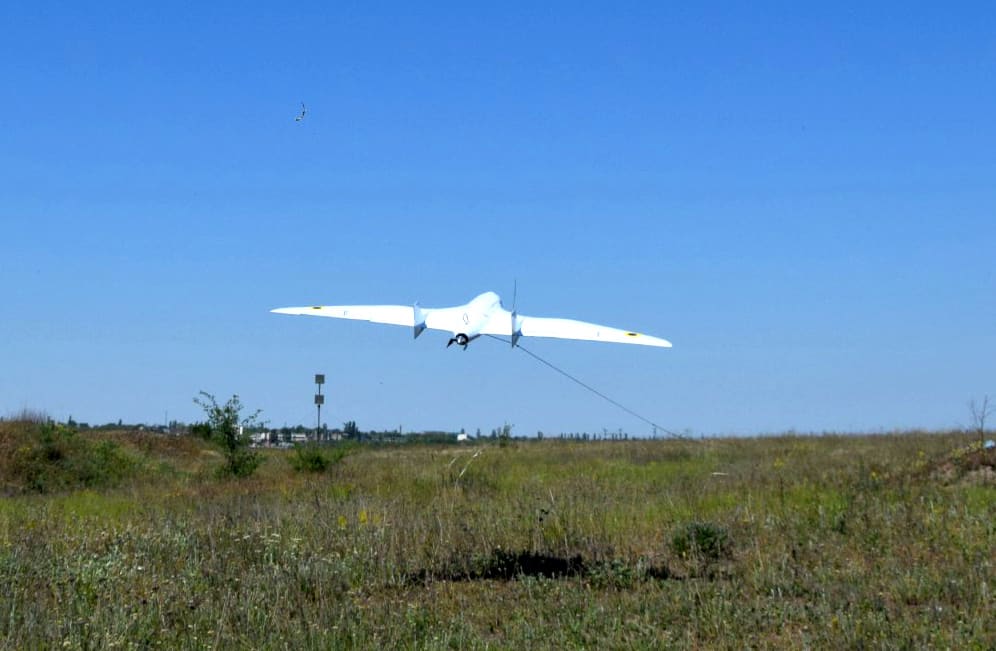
[314,374,325,442]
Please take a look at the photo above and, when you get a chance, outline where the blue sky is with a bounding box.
[2,2,994,436]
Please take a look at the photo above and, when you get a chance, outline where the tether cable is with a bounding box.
[485,334,686,439]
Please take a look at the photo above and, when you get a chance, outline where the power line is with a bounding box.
[485,335,686,439]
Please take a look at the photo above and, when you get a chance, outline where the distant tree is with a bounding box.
[193,391,263,478]
[342,420,359,439]
[969,395,993,447]
[498,423,512,448]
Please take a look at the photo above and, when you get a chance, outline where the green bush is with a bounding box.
[193,391,263,478]
[5,422,137,494]
[216,447,261,478]
[289,444,347,473]
[670,520,731,561]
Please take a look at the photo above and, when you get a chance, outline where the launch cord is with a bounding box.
[485,335,685,439]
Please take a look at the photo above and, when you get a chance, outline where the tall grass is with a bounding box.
[0,425,992,648]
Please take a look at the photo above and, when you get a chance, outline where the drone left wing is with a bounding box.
[510,315,672,348]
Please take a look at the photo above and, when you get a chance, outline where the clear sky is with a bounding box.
[2,2,994,436]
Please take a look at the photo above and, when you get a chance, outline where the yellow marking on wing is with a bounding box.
[626,332,639,337]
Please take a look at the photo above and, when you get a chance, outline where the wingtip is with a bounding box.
[632,333,672,348]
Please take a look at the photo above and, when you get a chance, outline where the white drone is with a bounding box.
[272,291,671,350]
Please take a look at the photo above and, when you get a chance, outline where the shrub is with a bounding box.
[289,444,347,473]
[193,391,264,478]
[2,421,137,494]
[670,520,732,561]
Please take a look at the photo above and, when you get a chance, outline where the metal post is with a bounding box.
[314,374,325,442]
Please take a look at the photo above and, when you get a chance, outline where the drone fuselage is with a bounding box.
[438,292,502,349]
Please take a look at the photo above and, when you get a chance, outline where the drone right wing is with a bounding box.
[271,305,415,327]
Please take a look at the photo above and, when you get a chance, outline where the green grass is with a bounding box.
[0,423,993,648]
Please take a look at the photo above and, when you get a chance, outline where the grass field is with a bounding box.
[0,422,993,649]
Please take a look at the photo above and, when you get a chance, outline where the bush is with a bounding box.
[2,421,137,494]
[670,521,732,561]
[289,444,347,473]
[193,391,263,478]
[217,447,261,478]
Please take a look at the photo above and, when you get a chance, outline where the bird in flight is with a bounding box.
[295,102,306,122]
[272,291,671,350]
